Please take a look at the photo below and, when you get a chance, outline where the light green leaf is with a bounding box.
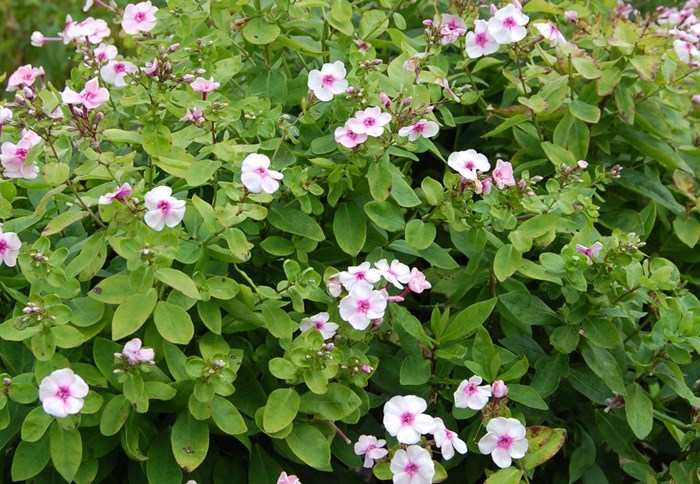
[333,202,366,256]
[111,288,157,340]
[263,389,300,434]
[154,301,195,345]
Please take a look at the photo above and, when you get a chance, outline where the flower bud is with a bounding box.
[693,94,700,104]
[577,159,589,169]
[346,86,356,94]
[169,43,180,52]
[379,92,391,107]
[490,4,498,15]
[403,97,413,105]
[182,74,194,82]
[0,107,12,124]
[31,31,45,47]
[3,378,11,387]
[491,380,508,398]
[564,10,578,21]
[422,19,433,26]
[195,68,206,74]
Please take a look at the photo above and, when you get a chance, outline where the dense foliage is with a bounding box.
[1,0,700,483]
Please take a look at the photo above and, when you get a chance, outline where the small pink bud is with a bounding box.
[373,59,383,65]
[422,19,433,26]
[564,10,578,21]
[360,364,372,374]
[577,160,589,169]
[346,86,356,94]
[169,43,180,52]
[95,112,105,122]
[182,74,194,82]
[490,4,498,15]
[404,97,413,105]
[692,94,700,104]
[491,380,508,398]
[380,92,391,107]
[195,68,206,74]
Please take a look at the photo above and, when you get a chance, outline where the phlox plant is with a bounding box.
[1,0,700,483]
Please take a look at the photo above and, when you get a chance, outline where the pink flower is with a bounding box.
[339,281,388,330]
[100,60,138,87]
[181,108,205,125]
[94,43,118,64]
[480,176,493,195]
[564,10,578,21]
[346,107,392,137]
[693,94,700,104]
[299,312,339,340]
[339,262,382,290]
[277,472,301,484]
[0,227,21,267]
[448,149,490,180]
[38,368,89,418]
[533,22,567,46]
[674,39,699,63]
[98,183,132,205]
[577,159,589,169]
[492,159,515,189]
[115,338,155,365]
[327,273,342,297]
[478,417,529,468]
[31,32,45,47]
[334,125,368,148]
[240,153,284,194]
[491,380,508,398]
[389,445,435,484]
[354,435,388,468]
[78,17,111,44]
[440,14,467,44]
[62,77,110,110]
[465,19,500,58]
[613,0,634,19]
[142,58,159,77]
[432,418,468,460]
[144,186,186,231]
[307,61,349,102]
[408,268,432,294]
[21,129,41,146]
[398,120,439,142]
[1,138,39,179]
[6,64,44,92]
[383,395,435,444]
[190,77,220,100]
[454,375,492,410]
[122,1,159,35]
[488,4,530,44]
[375,258,411,289]
[575,242,603,259]
[0,107,12,124]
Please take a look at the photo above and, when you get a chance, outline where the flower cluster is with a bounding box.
[0,128,41,179]
[655,0,700,65]
[448,149,516,194]
[465,3,530,58]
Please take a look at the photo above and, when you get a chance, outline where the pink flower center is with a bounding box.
[463,383,477,395]
[413,123,425,133]
[363,117,376,127]
[23,73,33,81]
[497,435,513,449]
[15,148,28,160]
[503,17,516,29]
[463,161,475,170]
[357,300,370,313]
[476,32,489,47]
[157,200,171,213]
[56,387,71,401]
[354,271,366,280]
[404,462,419,475]
[82,90,97,101]
[314,321,324,329]
[401,412,414,426]
[114,63,126,73]
[0,240,7,254]
[322,74,336,87]
[135,12,146,22]
[255,167,269,177]
[367,444,377,452]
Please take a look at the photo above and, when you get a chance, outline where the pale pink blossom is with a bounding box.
[380,92,391,107]
[142,58,159,77]
[346,107,392,137]
[299,312,339,340]
[440,14,467,45]
[38,368,89,418]
[466,19,500,58]
[307,61,349,102]
[448,149,490,180]
[488,4,530,44]
[334,125,368,148]
[0,107,11,124]
[100,61,138,87]
[144,186,186,231]
[339,281,388,330]
[533,22,567,46]
[77,17,111,43]
[383,395,435,444]
[693,94,700,104]
[327,273,342,297]
[577,159,589,169]
[30,32,46,47]
[62,77,110,110]
[181,108,205,125]
[94,43,118,64]
[190,77,220,100]
[478,417,529,468]
[674,39,699,63]
[390,445,435,484]
[492,160,515,189]
[1,139,39,179]
[564,10,578,22]
[613,0,635,19]
[21,129,41,146]
[575,242,603,259]
[122,1,159,35]
[115,338,155,365]
[454,375,492,410]
[432,418,468,460]
[339,262,382,290]
[277,472,301,484]
[408,268,432,294]
[6,64,44,92]
[375,258,411,289]
[491,380,508,398]
[398,120,439,142]
[480,176,494,195]
[240,153,284,194]
[354,435,388,468]
[99,183,133,205]
[0,227,21,267]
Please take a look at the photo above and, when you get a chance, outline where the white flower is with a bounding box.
[478,417,529,468]
[338,282,388,330]
[432,417,468,460]
[299,312,339,340]
[240,153,284,194]
[307,61,348,102]
[346,107,392,137]
[38,368,89,418]
[354,435,388,468]
[31,31,45,47]
[390,445,435,484]
[466,19,500,58]
[398,120,439,142]
[533,22,567,46]
[326,273,342,297]
[383,395,435,444]
[454,375,492,410]
[100,60,138,87]
[143,186,186,231]
[0,227,21,267]
[374,259,411,289]
[339,262,382,290]
[488,4,530,44]
[122,1,159,35]
[447,149,490,180]
[674,39,700,63]
[0,107,12,124]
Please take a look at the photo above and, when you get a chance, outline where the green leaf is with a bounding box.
[41,209,88,236]
[263,389,300,434]
[618,128,690,174]
[147,430,183,484]
[493,244,522,282]
[50,422,82,483]
[596,66,622,96]
[581,319,620,349]
[153,301,194,345]
[333,203,366,256]
[520,426,566,470]
[571,57,602,79]
[625,383,653,439]
[580,341,625,393]
[99,395,131,436]
[389,169,422,207]
[439,298,497,344]
[12,433,51,481]
[155,268,201,300]
[268,206,325,241]
[298,383,362,420]
[242,18,281,45]
[499,291,561,327]
[405,220,436,251]
[673,215,700,248]
[249,444,283,484]
[211,396,247,435]
[484,467,524,484]
[142,125,172,157]
[364,200,405,232]
[617,169,684,214]
[103,129,142,144]
[400,356,431,385]
[171,411,210,473]
[569,100,601,123]
[111,288,157,340]
[541,141,577,167]
[285,422,331,470]
[21,407,54,442]
[507,384,549,410]
[328,0,354,35]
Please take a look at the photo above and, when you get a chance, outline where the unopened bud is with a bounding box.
[491,380,508,398]
[422,19,433,26]
[346,86,356,94]
[403,97,413,105]
[380,92,391,107]
[95,112,104,122]
[169,43,180,52]
[3,378,11,387]
[195,68,206,74]
[490,4,498,15]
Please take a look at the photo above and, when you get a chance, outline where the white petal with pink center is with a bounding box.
[389,445,435,484]
[339,262,382,290]
[338,281,388,330]
[100,60,138,87]
[466,19,500,58]
[38,368,89,418]
[299,312,339,340]
[533,22,567,46]
[478,417,529,468]
[374,258,411,289]
[454,375,492,410]
[354,435,388,468]
[398,120,439,142]
[334,126,368,148]
[432,417,468,460]
[122,1,159,35]
[383,395,435,444]
[144,186,186,231]
[447,149,490,180]
[240,153,284,194]
[488,4,530,45]
[307,61,349,102]
[0,228,21,267]
[346,106,392,137]
[62,77,110,110]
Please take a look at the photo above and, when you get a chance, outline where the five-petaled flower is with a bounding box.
[299,312,339,340]
[122,1,159,35]
[307,61,349,102]
[6,64,44,92]
[432,417,468,460]
[334,126,368,148]
[100,60,138,87]
[375,258,411,289]
[1,129,41,180]
[478,417,529,468]
[339,261,382,290]
[0,226,21,267]
[383,395,435,444]
[240,153,284,194]
[454,375,492,410]
[354,435,388,468]
[277,472,301,484]
[466,19,500,58]
[98,183,132,205]
[143,186,186,231]
[94,43,118,64]
[181,108,205,125]
[488,4,530,45]
[398,120,439,142]
[62,77,110,110]
[190,77,220,100]
[575,242,603,259]
[533,22,567,46]
[339,281,388,330]
[408,268,432,294]
[346,107,392,137]
[38,368,89,418]
[448,149,490,180]
[389,445,435,484]
[492,159,516,189]
[115,338,155,365]
[439,14,467,45]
